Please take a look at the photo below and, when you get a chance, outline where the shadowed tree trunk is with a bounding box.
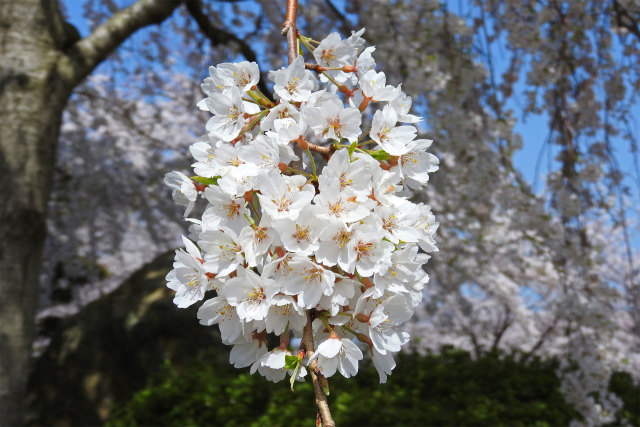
[0,1,182,424]
[0,3,75,424]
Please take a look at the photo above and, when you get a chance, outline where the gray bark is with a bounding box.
[0,2,73,425]
[0,1,181,424]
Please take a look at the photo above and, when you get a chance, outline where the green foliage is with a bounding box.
[190,176,219,186]
[368,149,391,161]
[606,371,640,426]
[108,348,639,426]
[284,355,302,391]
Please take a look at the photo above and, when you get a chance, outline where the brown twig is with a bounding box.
[302,311,335,427]
[281,0,304,170]
[281,0,299,65]
[305,63,328,72]
[306,142,335,157]
[295,137,335,158]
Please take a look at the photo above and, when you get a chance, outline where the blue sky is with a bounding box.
[64,0,639,197]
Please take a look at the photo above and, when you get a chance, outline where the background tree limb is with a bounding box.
[64,0,183,85]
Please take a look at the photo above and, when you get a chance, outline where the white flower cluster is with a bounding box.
[165,29,439,384]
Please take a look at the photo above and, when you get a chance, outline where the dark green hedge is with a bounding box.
[108,347,638,426]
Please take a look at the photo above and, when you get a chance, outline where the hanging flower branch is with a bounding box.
[164,1,439,424]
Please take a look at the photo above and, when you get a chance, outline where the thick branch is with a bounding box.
[40,0,67,49]
[302,312,335,427]
[185,0,270,96]
[65,0,182,85]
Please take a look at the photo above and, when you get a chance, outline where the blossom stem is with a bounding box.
[299,34,321,44]
[243,212,255,225]
[321,72,341,88]
[298,35,316,53]
[284,166,314,179]
[279,330,290,349]
[305,147,317,177]
[341,325,359,337]
[241,97,260,105]
[250,191,261,220]
[246,198,261,222]
[231,110,269,144]
[248,88,275,108]
[302,310,335,427]
[319,316,335,333]
[357,129,371,142]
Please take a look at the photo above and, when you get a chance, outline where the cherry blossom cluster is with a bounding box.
[164,29,439,385]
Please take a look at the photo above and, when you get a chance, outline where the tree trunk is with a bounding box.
[0,1,74,425]
[0,0,186,423]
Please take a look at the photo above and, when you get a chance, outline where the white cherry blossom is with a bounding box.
[309,335,364,378]
[165,236,214,308]
[306,97,362,142]
[389,92,421,123]
[251,348,308,383]
[190,135,222,178]
[197,294,243,344]
[370,104,417,155]
[238,221,275,268]
[201,61,260,95]
[165,28,439,389]
[314,32,355,69]
[315,221,357,271]
[348,228,394,277]
[271,205,324,255]
[270,56,317,102]
[224,267,279,322]
[201,186,249,234]
[257,171,315,221]
[229,334,269,368]
[392,139,439,189]
[359,70,400,102]
[164,171,198,217]
[265,295,307,335]
[198,226,245,276]
[318,148,372,198]
[205,87,247,142]
[279,257,335,309]
[313,181,370,223]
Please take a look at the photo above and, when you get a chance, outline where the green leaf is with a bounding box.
[286,356,302,391]
[284,355,299,370]
[369,150,391,161]
[191,176,219,186]
[348,141,357,157]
